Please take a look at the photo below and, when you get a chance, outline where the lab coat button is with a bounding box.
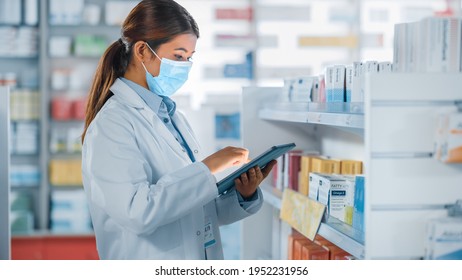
[194,150,198,153]
[163,118,169,123]
[196,231,201,236]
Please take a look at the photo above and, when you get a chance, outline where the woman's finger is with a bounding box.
[255,166,264,182]
[234,178,242,188]
[248,167,257,184]
[240,172,249,185]
[261,160,277,177]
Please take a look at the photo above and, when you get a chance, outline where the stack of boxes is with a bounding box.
[49,159,82,186]
[276,152,364,228]
[0,26,38,57]
[276,151,365,258]
[282,59,391,104]
[10,192,34,233]
[288,230,353,260]
[50,190,91,233]
[394,17,462,73]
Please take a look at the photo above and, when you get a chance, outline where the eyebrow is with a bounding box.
[174,47,195,53]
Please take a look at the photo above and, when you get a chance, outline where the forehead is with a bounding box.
[162,33,197,52]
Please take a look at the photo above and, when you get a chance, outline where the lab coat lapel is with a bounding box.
[171,113,202,160]
[139,108,191,162]
[110,79,190,162]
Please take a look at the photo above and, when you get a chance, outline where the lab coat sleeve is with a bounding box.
[83,109,218,236]
[214,187,263,226]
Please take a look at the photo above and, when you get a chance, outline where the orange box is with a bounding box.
[314,236,330,247]
[314,235,327,243]
[293,239,312,260]
[287,231,306,260]
[311,157,341,174]
[328,244,350,260]
[340,160,363,175]
[301,243,329,260]
[321,243,350,260]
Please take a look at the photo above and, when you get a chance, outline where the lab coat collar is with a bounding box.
[110,78,146,109]
[110,78,199,163]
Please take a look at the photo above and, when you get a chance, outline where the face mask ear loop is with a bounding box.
[140,61,149,72]
[145,42,162,61]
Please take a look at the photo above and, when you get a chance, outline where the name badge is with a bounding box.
[204,216,216,249]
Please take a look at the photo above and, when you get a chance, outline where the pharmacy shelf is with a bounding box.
[0,56,39,59]
[49,24,120,28]
[318,217,365,259]
[50,55,104,60]
[12,230,94,238]
[11,184,39,189]
[258,102,364,130]
[260,184,365,259]
[52,184,83,188]
[11,153,39,157]
[11,119,40,123]
[50,152,82,158]
[50,120,84,125]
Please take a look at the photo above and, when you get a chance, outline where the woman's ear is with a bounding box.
[132,41,148,63]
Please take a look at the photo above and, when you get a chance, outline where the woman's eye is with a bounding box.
[174,54,184,61]
[187,57,194,62]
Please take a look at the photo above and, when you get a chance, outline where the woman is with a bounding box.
[81,0,275,260]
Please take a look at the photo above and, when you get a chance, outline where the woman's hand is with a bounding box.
[202,146,250,174]
[234,160,277,199]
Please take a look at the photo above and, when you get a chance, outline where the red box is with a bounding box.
[288,150,303,191]
[72,97,87,120]
[51,97,73,120]
[215,7,253,21]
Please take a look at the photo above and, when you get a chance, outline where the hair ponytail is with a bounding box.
[81,40,128,143]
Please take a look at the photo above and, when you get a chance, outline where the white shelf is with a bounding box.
[261,184,283,209]
[260,184,365,259]
[318,217,365,259]
[12,230,94,238]
[258,102,364,130]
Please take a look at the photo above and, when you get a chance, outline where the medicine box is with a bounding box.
[317,174,351,223]
[435,113,462,163]
[299,152,320,196]
[345,66,353,102]
[325,66,334,102]
[311,156,341,174]
[341,175,356,225]
[340,160,363,175]
[352,175,365,232]
[332,65,346,102]
[308,172,323,201]
[351,62,363,102]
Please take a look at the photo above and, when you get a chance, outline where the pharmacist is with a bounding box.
[81,0,276,260]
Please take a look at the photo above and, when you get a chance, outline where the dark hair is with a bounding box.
[82,0,199,142]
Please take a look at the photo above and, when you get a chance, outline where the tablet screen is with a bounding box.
[216,143,296,195]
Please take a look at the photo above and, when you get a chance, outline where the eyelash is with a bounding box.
[174,54,193,62]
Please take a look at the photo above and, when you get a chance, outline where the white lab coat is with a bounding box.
[82,78,262,260]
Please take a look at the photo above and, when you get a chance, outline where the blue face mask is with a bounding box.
[141,43,192,97]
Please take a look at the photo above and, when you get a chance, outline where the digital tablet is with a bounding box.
[216,143,296,195]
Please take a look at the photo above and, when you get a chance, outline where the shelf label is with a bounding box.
[280,189,326,240]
